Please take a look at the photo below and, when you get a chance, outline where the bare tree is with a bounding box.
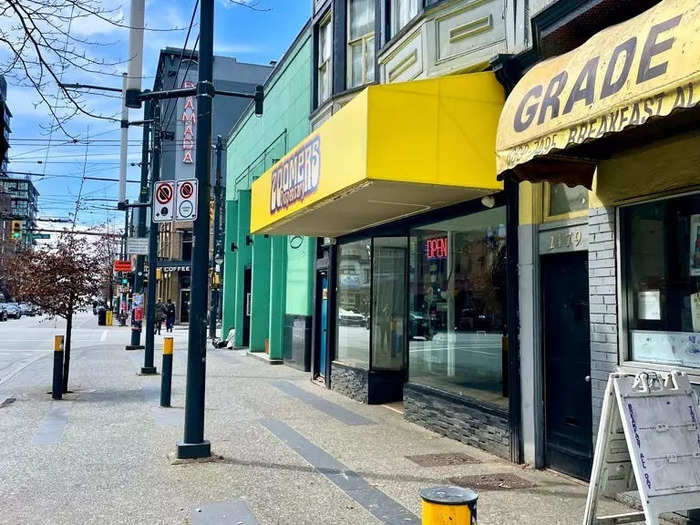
[7,232,113,393]
[0,0,182,136]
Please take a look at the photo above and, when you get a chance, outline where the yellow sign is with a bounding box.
[251,73,504,235]
[496,0,700,173]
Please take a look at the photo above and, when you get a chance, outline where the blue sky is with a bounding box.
[6,0,310,229]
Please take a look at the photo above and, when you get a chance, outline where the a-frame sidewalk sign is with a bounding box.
[583,370,700,525]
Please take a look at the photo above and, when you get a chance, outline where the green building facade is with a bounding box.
[222,22,314,368]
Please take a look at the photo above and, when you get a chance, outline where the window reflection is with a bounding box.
[409,207,508,407]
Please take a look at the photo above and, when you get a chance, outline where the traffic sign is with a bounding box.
[127,237,149,255]
[114,260,132,272]
[153,181,175,222]
[176,179,198,221]
[33,233,51,240]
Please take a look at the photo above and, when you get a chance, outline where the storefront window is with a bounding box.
[336,238,371,368]
[409,207,507,407]
[371,237,407,370]
[622,193,700,369]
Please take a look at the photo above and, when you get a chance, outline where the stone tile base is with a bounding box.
[403,382,510,460]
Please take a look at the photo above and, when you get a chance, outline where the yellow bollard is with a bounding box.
[421,486,478,525]
[160,336,173,407]
[105,310,113,326]
[163,337,173,355]
[52,335,65,400]
[54,335,64,351]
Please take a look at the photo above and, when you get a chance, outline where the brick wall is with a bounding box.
[587,207,619,434]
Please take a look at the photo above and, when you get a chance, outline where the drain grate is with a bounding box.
[406,453,479,467]
[448,473,535,490]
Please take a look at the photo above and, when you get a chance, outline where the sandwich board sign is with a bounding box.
[175,179,198,221]
[583,371,700,525]
[153,181,175,222]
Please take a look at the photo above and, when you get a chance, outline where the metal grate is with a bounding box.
[448,473,535,490]
[405,453,479,467]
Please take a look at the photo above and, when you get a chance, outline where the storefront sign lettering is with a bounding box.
[269,135,320,214]
[513,15,682,134]
[496,1,700,173]
[425,237,447,259]
[181,81,196,164]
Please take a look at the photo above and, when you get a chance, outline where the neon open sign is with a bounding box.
[425,237,447,259]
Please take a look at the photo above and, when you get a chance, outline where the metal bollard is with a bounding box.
[421,486,478,525]
[106,310,113,326]
[160,336,173,407]
[52,335,64,400]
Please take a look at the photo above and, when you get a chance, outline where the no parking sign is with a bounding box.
[176,179,198,221]
[153,181,175,222]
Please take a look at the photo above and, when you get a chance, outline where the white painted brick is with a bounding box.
[604,314,617,324]
[594,232,613,242]
[590,295,604,304]
[603,295,617,304]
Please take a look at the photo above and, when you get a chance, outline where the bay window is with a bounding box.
[347,0,375,88]
[318,14,332,105]
[391,0,419,37]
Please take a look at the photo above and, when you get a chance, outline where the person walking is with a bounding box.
[165,298,176,333]
[154,299,166,335]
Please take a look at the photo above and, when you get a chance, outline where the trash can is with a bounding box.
[98,308,106,326]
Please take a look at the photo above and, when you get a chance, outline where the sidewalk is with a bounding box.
[0,334,640,524]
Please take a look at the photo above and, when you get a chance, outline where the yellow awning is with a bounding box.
[250,73,504,237]
[496,0,700,176]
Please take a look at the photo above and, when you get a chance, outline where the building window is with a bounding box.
[408,207,508,407]
[621,192,700,369]
[347,0,375,89]
[336,238,371,369]
[544,183,589,220]
[181,231,193,261]
[318,13,332,105]
[390,0,419,37]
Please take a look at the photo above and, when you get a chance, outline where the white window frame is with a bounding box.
[346,0,375,89]
[390,0,419,37]
[317,12,333,106]
[616,188,700,384]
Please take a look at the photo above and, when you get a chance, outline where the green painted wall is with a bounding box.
[223,23,314,353]
[221,199,238,336]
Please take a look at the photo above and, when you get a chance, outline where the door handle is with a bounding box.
[584,375,591,383]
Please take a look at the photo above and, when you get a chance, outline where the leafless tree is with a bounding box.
[0,0,182,136]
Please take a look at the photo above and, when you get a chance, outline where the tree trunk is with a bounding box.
[62,311,72,393]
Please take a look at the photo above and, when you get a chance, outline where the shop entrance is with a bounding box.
[542,251,592,480]
[179,289,190,324]
[242,267,251,347]
[315,271,329,380]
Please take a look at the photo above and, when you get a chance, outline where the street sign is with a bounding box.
[175,179,198,221]
[114,260,132,272]
[33,233,51,240]
[153,181,175,222]
[127,237,149,255]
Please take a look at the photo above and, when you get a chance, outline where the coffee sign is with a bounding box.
[496,0,700,173]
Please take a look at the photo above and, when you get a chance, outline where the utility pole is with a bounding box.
[177,0,214,460]
[208,135,223,340]
[127,96,152,352]
[144,102,161,375]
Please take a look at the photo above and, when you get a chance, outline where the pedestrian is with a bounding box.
[154,299,165,335]
[165,298,176,333]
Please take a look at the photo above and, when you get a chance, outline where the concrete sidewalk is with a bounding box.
[0,335,640,524]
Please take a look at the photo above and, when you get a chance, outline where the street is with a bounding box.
[0,311,639,525]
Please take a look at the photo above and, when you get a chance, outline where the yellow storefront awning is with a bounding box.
[496,0,700,178]
[250,73,504,237]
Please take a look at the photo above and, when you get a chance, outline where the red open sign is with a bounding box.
[426,237,447,259]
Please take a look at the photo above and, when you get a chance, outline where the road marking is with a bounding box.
[262,419,419,524]
[272,381,374,426]
[100,330,108,342]
[32,404,72,445]
[191,500,260,525]
[0,353,48,386]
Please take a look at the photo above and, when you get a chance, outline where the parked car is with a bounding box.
[0,304,8,322]
[338,308,366,326]
[19,303,35,317]
[4,303,21,319]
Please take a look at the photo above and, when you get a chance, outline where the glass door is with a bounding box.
[371,237,407,370]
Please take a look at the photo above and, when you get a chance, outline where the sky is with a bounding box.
[6,0,310,230]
